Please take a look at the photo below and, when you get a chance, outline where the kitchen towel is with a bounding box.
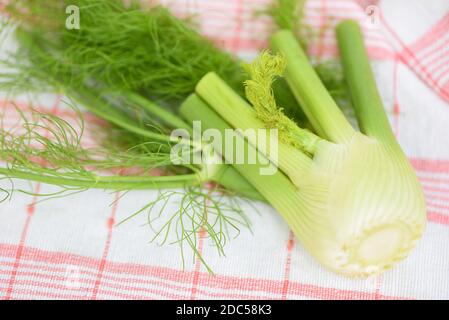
[0,0,448,299]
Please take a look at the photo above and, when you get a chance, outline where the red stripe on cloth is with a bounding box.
[281,232,295,300]
[190,229,206,300]
[15,278,185,300]
[90,191,121,300]
[315,0,328,61]
[94,282,185,300]
[3,183,41,300]
[393,55,401,114]
[231,0,245,53]
[423,184,449,195]
[280,281,403,300]
[423,175,449,187]
[441,81,449,99]
[0,267,189,296]
[411,158,449,173]
[0,243,412,300]
[427,211,449,226]
[434,71,449,92]
[5,288,88,300]
[374,275,383,300]
[354,0,380,8]
[0,259,283,300]
[3,96,61,300]
[426,200,449,211]
[434,66,449,87]
[381,16,449,102]
[0,268,275,300]
[417,37,449,67]
[425,192,449,203]
[190,182,216,300]
[407,12,449,57]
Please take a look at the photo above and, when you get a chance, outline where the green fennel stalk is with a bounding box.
[336,20,398,145]
[181,23,426,277]
[270,30,356,143]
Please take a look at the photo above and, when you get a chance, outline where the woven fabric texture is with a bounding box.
[0,0,449,300]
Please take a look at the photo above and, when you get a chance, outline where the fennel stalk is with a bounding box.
[181,22,426,277]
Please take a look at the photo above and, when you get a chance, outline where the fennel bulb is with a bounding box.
[181,21,427,277]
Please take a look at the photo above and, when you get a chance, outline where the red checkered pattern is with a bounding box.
[1,0,449,300]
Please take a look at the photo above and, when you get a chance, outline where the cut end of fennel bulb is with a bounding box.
[354,223,410,265]
[336,222,422,277]
[292,133,427,278]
